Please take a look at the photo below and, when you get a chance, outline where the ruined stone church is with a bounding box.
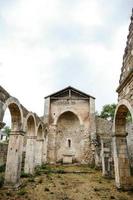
[44,86,97,165]
[0,9,133,191]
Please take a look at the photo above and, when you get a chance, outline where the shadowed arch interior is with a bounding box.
[7,103,22,131]
[57,111,80,131]
[56,111,82,163]
[115,105,132,136]
[27,115,35,136]
[37,124,43,139]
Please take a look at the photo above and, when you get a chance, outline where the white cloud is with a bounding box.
[71,0,104,27]
[0,0,131,124]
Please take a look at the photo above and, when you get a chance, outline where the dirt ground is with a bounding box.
[0,165,133,200]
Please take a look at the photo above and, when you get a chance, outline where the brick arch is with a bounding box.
[54,109,83,126]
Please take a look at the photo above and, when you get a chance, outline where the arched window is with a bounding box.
[68,139,71,148]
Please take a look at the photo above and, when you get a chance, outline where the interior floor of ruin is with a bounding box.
[0,165,133,200]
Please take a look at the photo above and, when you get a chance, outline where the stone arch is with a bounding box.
[3,97,24,186]
[2,97,23,131]
[35,122,44,166]
[24,112,37,136]
[55,111,82,163]
[54,109,83,126]
[37,122,43,140]
[24,112,37,174]
[113,99,133,190]
[113,99,133,135]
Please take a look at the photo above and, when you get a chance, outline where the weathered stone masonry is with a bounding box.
[113,10,133,190]
[0,86,46,186]
[44,86,97,165]
[0,85,109,187]
[0,9,133,191]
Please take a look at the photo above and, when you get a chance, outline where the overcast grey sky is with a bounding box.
[0,0,132,121]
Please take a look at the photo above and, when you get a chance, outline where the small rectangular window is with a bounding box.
[68,139,71,148]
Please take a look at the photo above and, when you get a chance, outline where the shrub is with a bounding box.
[0,164,6,173]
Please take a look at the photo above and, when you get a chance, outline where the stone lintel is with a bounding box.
[112,133,128,137]
[36,139,44,142]
[26,136,37,139]
[10,130,25,136]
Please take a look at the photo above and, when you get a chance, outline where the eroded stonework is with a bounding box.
[44,86,96,165]
[113,10,133,190]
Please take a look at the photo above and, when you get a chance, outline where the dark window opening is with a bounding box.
[68,139,71,148]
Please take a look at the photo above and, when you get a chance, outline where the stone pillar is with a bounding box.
[44,97,50,124]
[89,97,98,166]
[35,139,44,166]
[101,139,111,177]
[42,136,48,164]
[5,131,24,187]
[113,134,132,190]
[47,125,56,164]
[24,136,36,174]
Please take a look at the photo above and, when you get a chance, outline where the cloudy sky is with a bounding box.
[0,0,132,123]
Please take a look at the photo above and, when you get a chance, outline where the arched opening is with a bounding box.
[115,105,132,136]
[56,111,81,163]
[114,104,133,189]
[0,108,11,174]
[1,108,11,142]
[24,114,36,174]
[3,101,24,185]
[27,115,36,136]
[1,102,22,170]
[35,124,44,166]
[37,124,43,140]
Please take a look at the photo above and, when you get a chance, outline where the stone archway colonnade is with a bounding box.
[0,86,47,186]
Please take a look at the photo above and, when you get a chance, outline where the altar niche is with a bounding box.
[56,111,82,164]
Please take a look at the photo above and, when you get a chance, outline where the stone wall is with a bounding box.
[45,87,96,164]
[127,123,133,167]
[118,76,133,107]
[0,143,8,166]
[56,111,87,163]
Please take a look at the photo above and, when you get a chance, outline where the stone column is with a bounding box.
[101,139,111,177]
[47,125,56,164]
[113,134,132,190]
[89,97,98,166]
[24,136,36,174]
[5,131,24,187]
[42,136,48,164]
[35,139,44,166]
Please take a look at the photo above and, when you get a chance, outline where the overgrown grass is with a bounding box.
[21,171,33,178]
[35,164,66,176]
[17,188,27,196]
